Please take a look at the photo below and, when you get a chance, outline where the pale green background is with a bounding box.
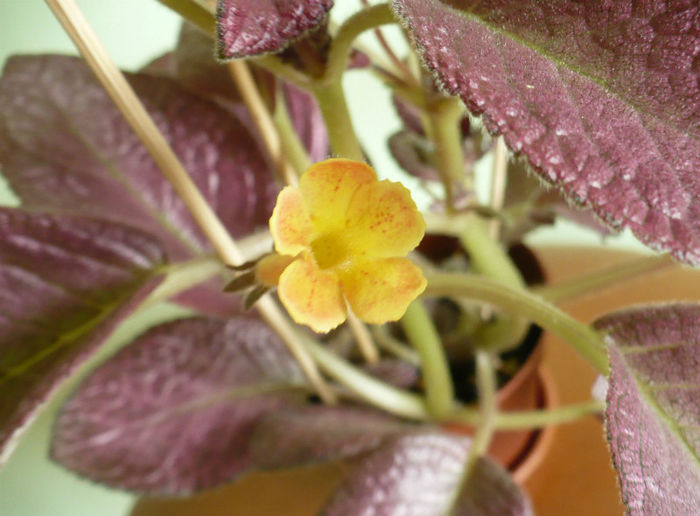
[0,1,646,515]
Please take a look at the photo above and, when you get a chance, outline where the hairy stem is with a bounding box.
[426,97,466,210]
[46,0,335,403]
[487,137,508,239]
[311,80,364,161]
[323,3,397,84]
[401,301,455,418]
[425,272,610,374]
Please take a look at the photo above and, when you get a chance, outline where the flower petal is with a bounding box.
[278,256,347,333]
[345,180,426,258]
[299,159,376,234]
[340,258,426,324]
[269,186,313,256]
[255,253,295,287]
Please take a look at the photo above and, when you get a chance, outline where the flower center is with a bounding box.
[310,231,353,270]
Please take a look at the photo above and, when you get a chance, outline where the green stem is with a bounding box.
[141,255,223,309]
[302,336,430,419]
[254,56,313,91]
[458,212,525,290]
[323,3,397,83]
[461,350,497,482]
[535,253,675,304]
[273,86,312,175]
[424,272,610,374]
[452,400,605,430]
[426,97,467,209]
[311,80,364,160]
[496,400,604,429]
[400,301,455,419]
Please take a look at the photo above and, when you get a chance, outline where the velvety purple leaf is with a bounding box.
[152,24,330,166]
[363,359,419,389]
[216,0,334,59]
[393,94,425,135]
[0,55,278,263]
[595,304,700,515]
[394,0,700,264]
[249,405,409,469]
[502,160,609,243]
[174,22,242,101]
[322,432,531,516]
[283,82,329,162]
[388,130,440,181]
[0,209,165,462]
[51,316,307,495]
[455,456,533,516]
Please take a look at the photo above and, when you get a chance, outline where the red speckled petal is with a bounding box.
[345,180,426,259]
[269,186,313,256]
[278,256,346,333]
[340,258,426,324]
[299,159,377,235]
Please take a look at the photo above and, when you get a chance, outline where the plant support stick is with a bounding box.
[45,0,335,403]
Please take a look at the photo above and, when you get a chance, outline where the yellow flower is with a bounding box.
[258,158,427,333]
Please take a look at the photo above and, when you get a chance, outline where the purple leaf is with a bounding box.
[51,316,307,495]
[323,432,532,516]
[283,82,329,162]
[388,130,441,181]
[216,0,334,59]
[595,304,700,514]
[151,24,330,166]
[363,359,419,389]
[173,23,242,101]
[249,405,409,469]
[394,0,700,264]
[0,55,278,263]
[0,209,165,462]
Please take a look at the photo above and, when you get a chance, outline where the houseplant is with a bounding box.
[0,0,698,514]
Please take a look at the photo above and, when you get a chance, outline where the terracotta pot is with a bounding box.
[133,246,696,516]
[442,334,548,470]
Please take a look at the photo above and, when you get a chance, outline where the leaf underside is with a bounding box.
[394,0,700,264]
[216,0,334,59]
[0,209,165,462]
[595,303,700,515]
[51,316,307,495]
[0,54,281,315]
[0,55,278,263]
[322,432,532,516]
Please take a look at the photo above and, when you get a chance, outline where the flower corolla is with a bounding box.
[257,158,427,333]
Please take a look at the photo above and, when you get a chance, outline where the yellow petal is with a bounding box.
[269,186,313,256]
[278,256,347,333]
[299,159,376,234]
[345,180,426,258]
[340,258,426,324]
[255,253,295,287]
